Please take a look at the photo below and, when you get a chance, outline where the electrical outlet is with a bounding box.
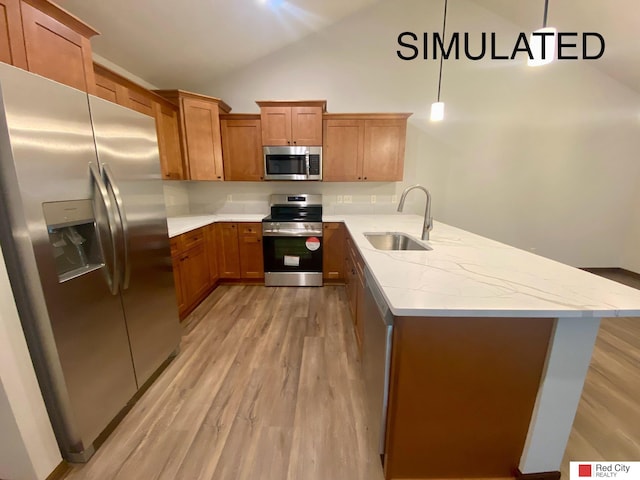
[371,195,376,204]
[391,195,397,203]
[343,195,352,204]
[337,195,343,204]
[227,194,232,202]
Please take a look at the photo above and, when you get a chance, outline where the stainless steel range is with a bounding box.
[262,194,323,287]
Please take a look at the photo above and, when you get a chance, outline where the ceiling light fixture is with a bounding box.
[528,0,557,67]
[430,0,448,122]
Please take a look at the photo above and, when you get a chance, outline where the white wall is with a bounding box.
[163,182,190,216]
[191,0,640,269]
[0,245,61,480]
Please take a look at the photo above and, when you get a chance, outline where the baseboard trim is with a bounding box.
[46,461,71,480]
[515,468,561,480]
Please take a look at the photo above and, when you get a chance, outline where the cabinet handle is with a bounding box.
[217,176,222,179]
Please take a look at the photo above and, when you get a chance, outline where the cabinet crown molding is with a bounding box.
[22,0,99,38]
[256,100,327,111]
[154,89,232,113]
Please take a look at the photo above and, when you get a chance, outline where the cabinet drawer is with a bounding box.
[182,228,205,250]
[239,223,261,235]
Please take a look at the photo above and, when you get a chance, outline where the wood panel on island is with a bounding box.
[323,113,411,182]
[155,89,231,181]
[257,100,325,146]
[0,0,98,93]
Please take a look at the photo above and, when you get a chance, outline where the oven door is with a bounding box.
[263,235,323,273]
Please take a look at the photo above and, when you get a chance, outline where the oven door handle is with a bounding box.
[263,230,323,237]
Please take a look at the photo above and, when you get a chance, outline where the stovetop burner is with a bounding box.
[264,194,323,223]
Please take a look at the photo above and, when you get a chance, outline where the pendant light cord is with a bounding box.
[542,0,549,27]
[436,0,448,102]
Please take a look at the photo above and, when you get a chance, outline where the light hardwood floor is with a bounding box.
[62,275,640,480]
[63,286,384,480]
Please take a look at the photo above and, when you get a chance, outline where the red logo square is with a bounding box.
[579,464,592,477]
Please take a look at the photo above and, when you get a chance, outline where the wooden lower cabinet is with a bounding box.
[216,223,240,278]
[322,222,345,280]
[238,223,263,279]
[205,224,219,286]
[344,232,364,351]
[170,227,213,320]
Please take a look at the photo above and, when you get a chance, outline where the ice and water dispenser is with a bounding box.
[43,199,105,282]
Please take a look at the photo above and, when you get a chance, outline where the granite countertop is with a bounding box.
[167,213,640,319]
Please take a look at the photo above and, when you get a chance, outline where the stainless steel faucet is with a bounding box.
[397,185,433,240]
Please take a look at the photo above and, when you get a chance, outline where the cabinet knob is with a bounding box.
[217,176,222,179]
[293,141,297,145]
[260,176,263,180]
[357,177,361,180]
[364,177,368,180]
[287,141,291,145]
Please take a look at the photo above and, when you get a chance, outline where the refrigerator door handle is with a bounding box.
[102,164,131,291]
[89,162,119,295]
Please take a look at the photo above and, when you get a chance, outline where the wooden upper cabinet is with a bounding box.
[156,90,231,181]
[155,102,183,180]
[20,0,98,93]
[323,113,411,182]
[220,114,263,181]
[323,119,364,181]
[94,64,185,180]
[0,0,27,68]
[257,100,325,146]
[362,118,408,181]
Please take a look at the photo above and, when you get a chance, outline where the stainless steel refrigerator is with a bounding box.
[0,63,181,462]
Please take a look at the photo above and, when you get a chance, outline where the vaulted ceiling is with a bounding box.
[56,0,640,94]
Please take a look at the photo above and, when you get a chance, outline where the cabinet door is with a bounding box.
[323,119,364,181]
[291,106,323,145]
[94,68,127,103]
[155,102,184,180]
[221,119,263,181]
[205,223,219,286]
[125,89,155,117]
[21,2,95,93]
[0,0,27,68]
[260,106,291,146]
[182,243,210,306]
[181,97,224,180]
[323,222,345,280]
[238,223,264,279]
[362,119,407,181]
[171,254,186,316]
[216,223,240,278]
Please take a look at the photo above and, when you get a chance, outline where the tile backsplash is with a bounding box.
[182,181,423,217]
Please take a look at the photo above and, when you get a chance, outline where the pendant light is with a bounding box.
[430,0,448,122]
[528,0,557,67]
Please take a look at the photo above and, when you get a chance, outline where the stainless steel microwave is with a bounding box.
[263,146,322,181]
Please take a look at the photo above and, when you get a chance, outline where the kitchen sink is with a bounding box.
[364,232,432,251]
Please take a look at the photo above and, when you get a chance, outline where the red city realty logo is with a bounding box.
[579,464,592,477]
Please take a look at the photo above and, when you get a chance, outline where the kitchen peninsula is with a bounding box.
[167,213,640,480]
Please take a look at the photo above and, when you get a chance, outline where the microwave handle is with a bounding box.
[305,152,310,179]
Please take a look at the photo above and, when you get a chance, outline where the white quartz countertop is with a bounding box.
[167,213,640,319]
[167,214,264,237]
